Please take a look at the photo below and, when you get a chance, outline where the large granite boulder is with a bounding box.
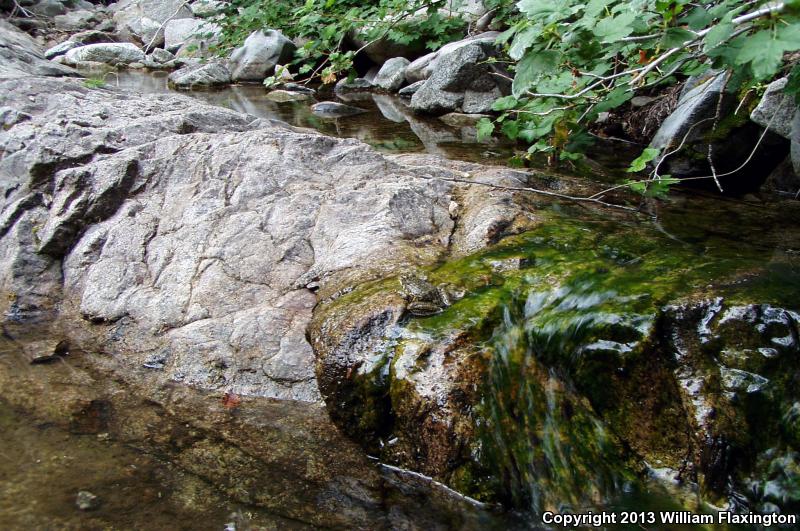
[228,29,296,82]
[373,56,409,92]
[750,77,797,139]
[112,0,194,49]
[405,32,500,83]
[0,71,537,408]
[164,18,219,53]
[410,41,507,115]
[63,42,146,66]
[53,9,102,32]
[0,20,77,78]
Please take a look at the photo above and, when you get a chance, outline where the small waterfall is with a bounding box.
[478,281,647,514]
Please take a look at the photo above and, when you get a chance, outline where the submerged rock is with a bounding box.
[75,490,100,511]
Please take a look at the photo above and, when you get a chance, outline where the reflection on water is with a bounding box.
[106,71,515,164]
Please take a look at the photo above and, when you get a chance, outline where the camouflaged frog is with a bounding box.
[399,274,459,316]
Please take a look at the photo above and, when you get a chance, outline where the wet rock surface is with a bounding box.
[311,204,800,513]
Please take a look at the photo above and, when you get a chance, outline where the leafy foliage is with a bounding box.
[215,0,466,83]
[491,0,800,192]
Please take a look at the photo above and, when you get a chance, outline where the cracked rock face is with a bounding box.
[0,76,535,403]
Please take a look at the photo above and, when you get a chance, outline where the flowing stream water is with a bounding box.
[3,71,800,529]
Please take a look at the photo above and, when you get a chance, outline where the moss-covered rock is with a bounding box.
[312,205,800,515]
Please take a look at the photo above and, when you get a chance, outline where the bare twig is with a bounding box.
[402,167,640,212]
[706,71,730,192]
[143,0,191,54]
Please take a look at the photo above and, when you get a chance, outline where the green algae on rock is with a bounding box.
[312,204,800,517]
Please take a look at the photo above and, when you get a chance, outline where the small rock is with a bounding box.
[190,0,223,17]
[164,18,216,53]
[71,29,117,45]
[28,0,65,17]
[334,77,373,94]
[266,89,310,103]
[44,40,81,60]
[751,77,795,139]
[311,101,366,118]
[281,82,315,95]
[53,10,99,32]
[148,48,175,64]
[76,490,100,511]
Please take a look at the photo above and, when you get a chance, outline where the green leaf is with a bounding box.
[660,27,696,48]
[627,147,660,173]
[512,50,560,98]
[646,176,680,198]
[584,0,613,18]
[517,0,565,16]
[593,85,633,114]
[559,150,583,161]
[625,176,678,198]
[594,12,636,42]
[492,95,520,111]
[777,23,800,50]
[501,119,521,140]
[703,22,733,52]
[735,30,787,80]
[536,71,574,94]
[509,26,539,60]
[476,118,495,140]
[683,7,714,30]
